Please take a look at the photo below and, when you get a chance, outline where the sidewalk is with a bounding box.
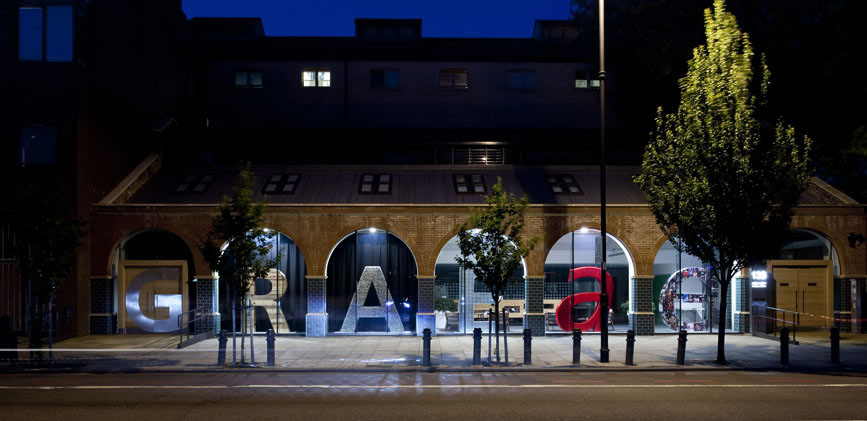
[1,332,865,373]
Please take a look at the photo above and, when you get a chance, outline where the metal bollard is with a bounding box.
[422,328,432,367]
[523,329,532,365]
[266,328,276,367]
[676,330,687,365]
[830,327,840,364]
[780,327,790,365]
[625,330,635,366]
[472,328,482,365]
[217,330,228,366]
[572,329,582,364]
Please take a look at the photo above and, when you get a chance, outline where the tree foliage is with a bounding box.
[635,0,811,364]
[455,178,537,361]
[199,163,274,309]
[6,186,84,352]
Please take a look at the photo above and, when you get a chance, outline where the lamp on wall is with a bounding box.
[848,233,865,248]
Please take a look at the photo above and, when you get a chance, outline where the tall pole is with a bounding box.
[598,0,609,363]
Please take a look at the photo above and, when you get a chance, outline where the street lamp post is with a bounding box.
[598,0,610,363]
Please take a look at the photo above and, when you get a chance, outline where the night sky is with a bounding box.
[181,0,573,38]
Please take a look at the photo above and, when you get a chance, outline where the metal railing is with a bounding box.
[177,307,214,348]
[751,305,800,344]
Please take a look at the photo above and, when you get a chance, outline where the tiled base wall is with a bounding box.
[89,314,116,335]
[306,314,327,337]
[416,314,435,336]
[524,314,545,336]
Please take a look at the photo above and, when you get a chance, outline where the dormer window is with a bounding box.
[176,174,214,194]
[371,69,400,89]
[440,69,469,89]
[19,6,73,62]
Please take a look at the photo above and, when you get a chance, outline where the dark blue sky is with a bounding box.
[182,0,573,38]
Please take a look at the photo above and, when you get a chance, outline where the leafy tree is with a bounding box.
[455,178,537,363]
[199,163,273,360]
[6,186,84,357]
[635,0,811,364]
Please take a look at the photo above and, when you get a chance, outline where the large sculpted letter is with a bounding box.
[125,267,184,333]
[554,267,614,332]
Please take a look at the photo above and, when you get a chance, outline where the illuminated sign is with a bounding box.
[751,281,767,288]
[751,270,768,288]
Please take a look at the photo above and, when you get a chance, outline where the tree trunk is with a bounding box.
[716,278,729,365]
[494,299,500,364]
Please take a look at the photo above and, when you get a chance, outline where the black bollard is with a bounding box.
[625,330,635,366]
[472,328,482,365]
[422,328,432,367]
[676,330,687,365]
[780,327,789,365]
[217,330,228,366]
[266,328,276,367]
[830,327,840,364]
[523,329,532,365]
[572,329,582,364]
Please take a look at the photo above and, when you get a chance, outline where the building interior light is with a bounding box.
[579,227,589,234]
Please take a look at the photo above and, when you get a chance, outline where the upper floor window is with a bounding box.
[19,126,56,166]
[454,174,486,194]
[19,6,73,62]
[234,70,263,88]
[371,68,400,89]
[506,70,535,90]
[546,174,583,194]
[303,69,331,87]
[439,69,469,89]
[262,173,300,194]
[359,174,392,194]
[175,174,214,194]
[575,71,601,89]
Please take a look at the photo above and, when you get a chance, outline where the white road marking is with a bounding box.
[1,384,865,390]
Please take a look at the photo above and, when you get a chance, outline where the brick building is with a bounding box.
[3,2,865,340]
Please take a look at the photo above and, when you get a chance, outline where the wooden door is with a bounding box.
[774,268,799,313]
[799,267,827,327]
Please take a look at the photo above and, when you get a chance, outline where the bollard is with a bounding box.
[625,330,635,366]
[266,328,276,367]
[472,328,482,365]
[830,327,840,364]
[572,329,582,364]
[217,330,228,366]
[780,327,789,365]
[676,330,687,365]
[422,328,432,367]
[523,329,532,365]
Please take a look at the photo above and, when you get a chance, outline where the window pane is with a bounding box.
[522,71,535,89]
[378,183,390,192]
[575,79,588,88]
[439,71,452,87]
[507,71,520,88]
[282,184,295,193]
[318,71,331,87]
[46,6,73,62]
[249,71,262,86]
[453,71,468,88]
[360,184,372,192]
[303,71,316,87]
[371,69,385,88]
[379,174,391,182]
[473,185,485,193]
[384,70,399,88]
[590,79,601,88]
[235,71,248,86]
[19,7,43,61]
[363,174,374,182]
[264,184,277,192]
[457,185,468,193]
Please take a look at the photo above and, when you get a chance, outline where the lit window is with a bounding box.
[176,174,214,194]
[360,174,392,194]
[590,78,601,88]
[234,70,263,88]
[19,126,56,166]
[262,173,300,195]
[371,69,400,89]
[439,69,469,89]
[506,70,536,90]
[19,6,73,62]
[454,174,486,194]
[575,71,589,89]
[303,70,331,87]
[546,174,583,195]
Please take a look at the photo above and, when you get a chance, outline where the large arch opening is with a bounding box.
[216,230,307,334]
[543,229,634,333]
[433,234,527,335]
[651,240,721,333]
[325,228,418,334]
[110,229,195,334]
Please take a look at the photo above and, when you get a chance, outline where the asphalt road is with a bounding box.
[1,371,866,420]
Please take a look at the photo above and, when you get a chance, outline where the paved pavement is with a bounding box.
[1,331,865,373]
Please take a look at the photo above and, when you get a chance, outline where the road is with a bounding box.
[1,371,866,420]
